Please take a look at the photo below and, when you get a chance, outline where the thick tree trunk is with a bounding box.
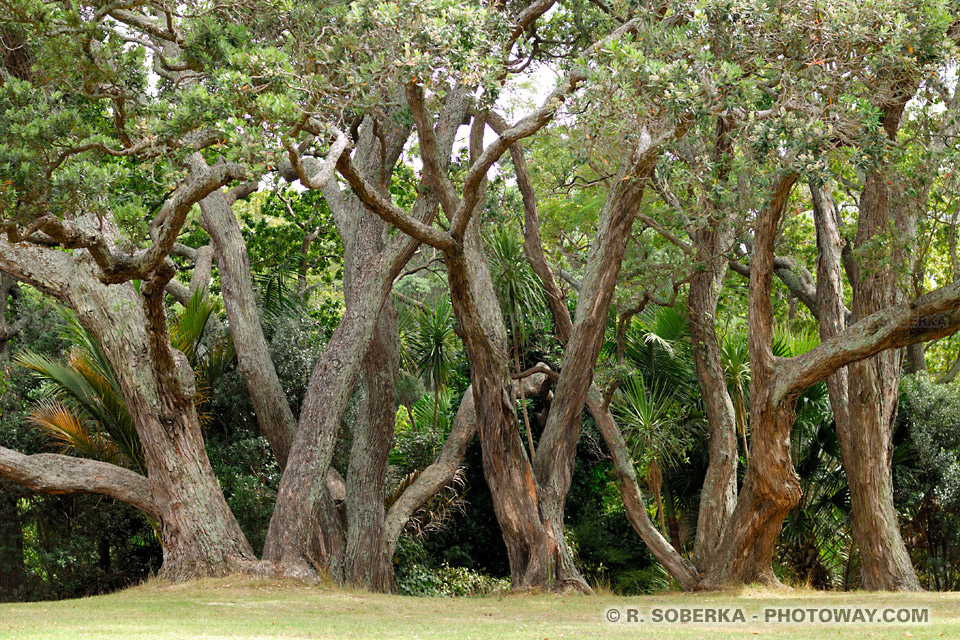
[261,263,387,577]
[446,216,551,588]
[264,110,433,581]
[702,174,799,588]
[905,343,927,374]
[700,400,801,587]
[842,129,922,589]
[341,300,399,591]
[0,242,255,580]
[688,244,738,569]
[78,271,255,579]
[197,186,298,469]
[190,175,347,573]
[0,274,24,362]
[804,103,922,592]
[530,130,666,591]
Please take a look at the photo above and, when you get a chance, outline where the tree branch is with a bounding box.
[0,446,158,520]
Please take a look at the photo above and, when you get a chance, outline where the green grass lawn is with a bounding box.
[1,577,958,639]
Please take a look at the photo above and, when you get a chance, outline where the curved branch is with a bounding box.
[336,153,457,252]
[778,278,960,400]
[385,369,555,551]
[0,446,158,520]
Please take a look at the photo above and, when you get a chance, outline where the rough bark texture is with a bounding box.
[586,387,700,589]
[687,118,740,570]
[840,104,922,591]
[701,174,800,587]
[532,133,662,591]
[803,106,922,592]
[688,231,738,570]
[264,100,459,583]
[0,240,255,581]
[197,182,299,470]
[0,274,24,361]
[446,213,552,587]
[341,299,400,592]
[0,447,158,519]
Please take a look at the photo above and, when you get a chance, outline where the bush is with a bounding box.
[394,536,508,597]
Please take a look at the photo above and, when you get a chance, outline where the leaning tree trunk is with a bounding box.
[71,260,254,579]
[688,239,739,569]
[527,126,667,591]
[446,215,551,588]
[197,186,298,468]
[0,241,255,580]
[586,387,700,589]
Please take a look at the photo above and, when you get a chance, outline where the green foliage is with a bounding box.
[897,374,960,590]
[394,537,508,597]
[16,312,143,474]
[488,226,545,348]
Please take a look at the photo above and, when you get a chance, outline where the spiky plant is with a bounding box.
[17,315,144,474]
[720,332,751,465]
[612,374,687,543]
[411,297,458,435]
[488,225,545,463]
[17,289,231,474]
[386,467,468,539]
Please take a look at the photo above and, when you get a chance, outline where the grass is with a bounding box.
[1,577,959,639]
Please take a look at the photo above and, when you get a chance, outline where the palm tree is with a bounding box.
[720,333,751,466]
[17,289,231,474]
[488,226,545,463]
[612,374,687,548]
[411,297,458,436]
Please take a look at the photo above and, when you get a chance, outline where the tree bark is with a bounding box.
[841,104,922,589]
[688,234,738,570]
[0,241,256,581]
[701,174,800,587]
[0,274,24,362]
[341,300,400,592]
[532,143,659,590]
[0,447,158,519]
[195,181,299,469]
[445,214,552,588]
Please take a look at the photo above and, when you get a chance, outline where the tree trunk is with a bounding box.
[904,343,927,374]
[841,127,922,589]
[0,274,24,362]
[0,241,255,580]
[197,186,299,469]
[341,300,400,592]
[688,244,738,569]
[532,130,666,591]
[700,399,801,586]
[446,215,551,588]
[74,269,255,580]
[263,111,429,581]
[702,174,799,588]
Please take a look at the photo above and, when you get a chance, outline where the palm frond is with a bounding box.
[26,399,128,468]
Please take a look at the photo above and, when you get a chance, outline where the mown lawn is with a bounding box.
[1,577,958,639]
